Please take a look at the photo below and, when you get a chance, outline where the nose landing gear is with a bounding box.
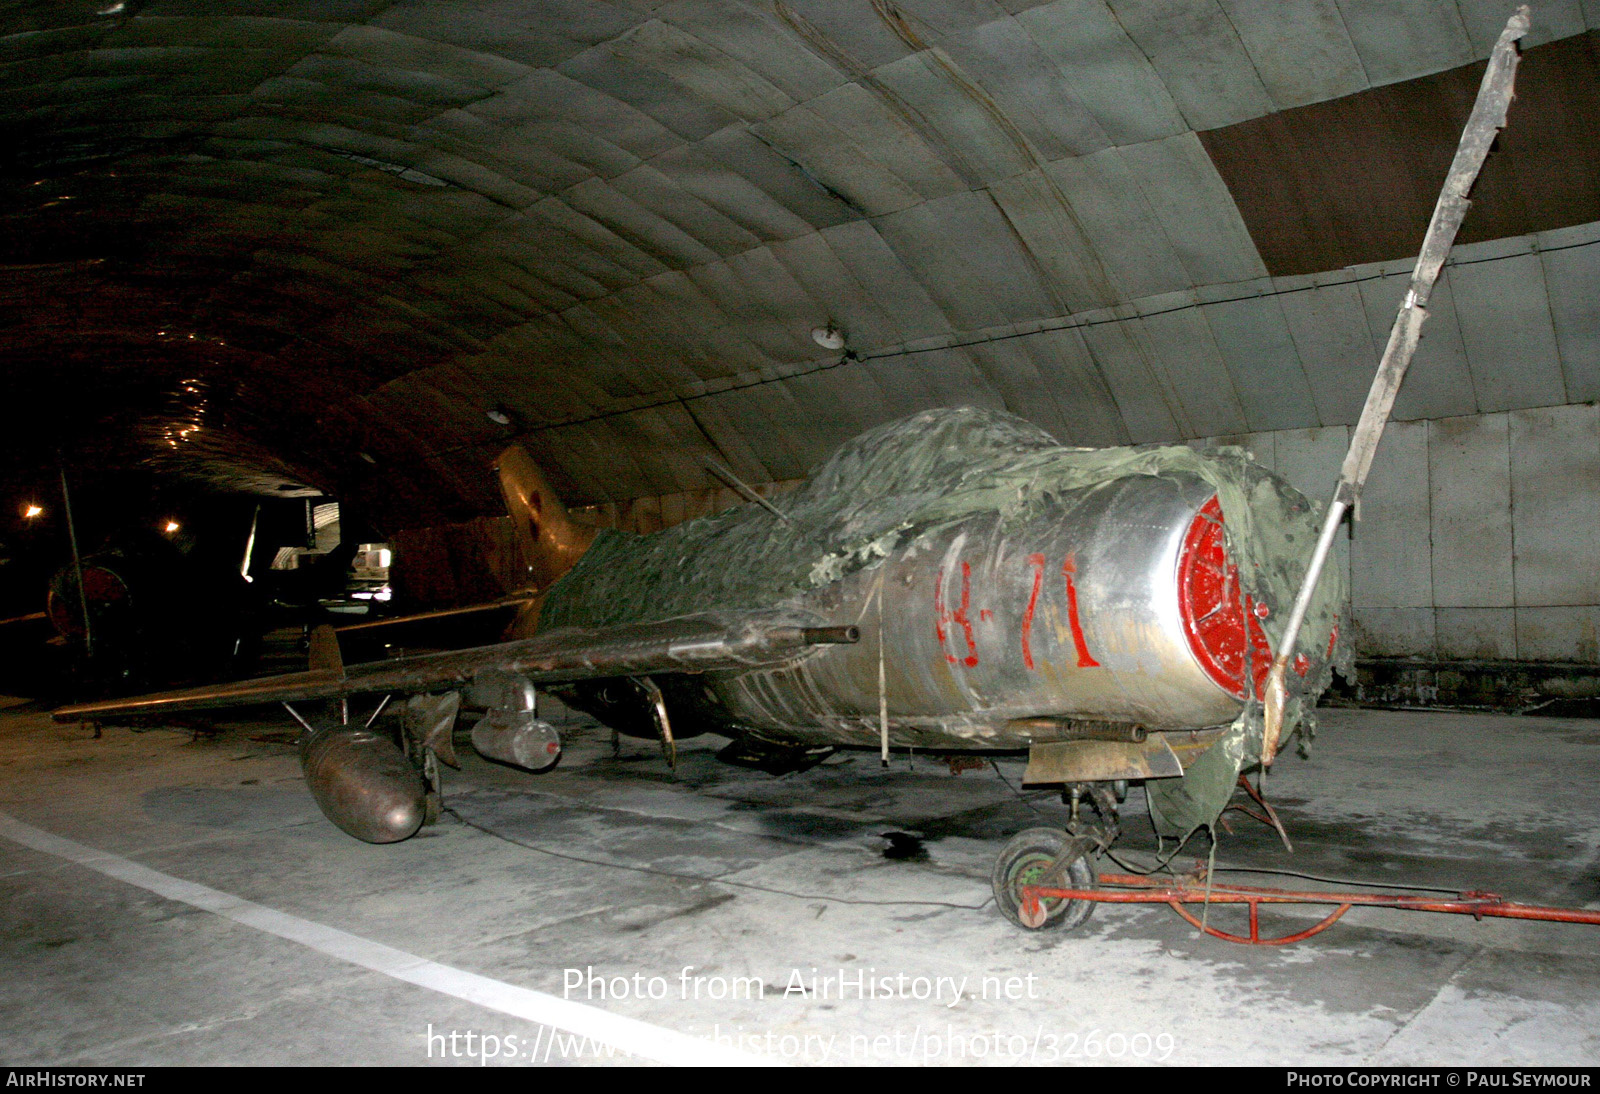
[993,781,1120,931]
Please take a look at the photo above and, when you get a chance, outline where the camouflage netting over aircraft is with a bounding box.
[543,406,1351,836]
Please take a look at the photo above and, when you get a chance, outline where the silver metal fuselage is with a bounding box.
[707,473,1244,751]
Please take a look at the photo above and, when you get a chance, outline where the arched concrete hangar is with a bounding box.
[1,0,1598,1071]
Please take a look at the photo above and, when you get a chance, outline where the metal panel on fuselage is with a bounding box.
[713,472,1244,749]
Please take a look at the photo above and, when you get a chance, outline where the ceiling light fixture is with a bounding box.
[22,504,42,519]
[811,326,846,351]
[486,407,514,426]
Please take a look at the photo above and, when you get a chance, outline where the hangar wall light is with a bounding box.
[22,504,42,519]
[486,407,514,426]
[811,326,846,351]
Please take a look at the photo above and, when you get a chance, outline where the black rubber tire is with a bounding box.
[992,827,1097,931]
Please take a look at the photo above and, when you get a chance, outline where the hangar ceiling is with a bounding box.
[2,0,1598,532]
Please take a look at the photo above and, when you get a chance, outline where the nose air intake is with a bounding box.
[1177,497,1273,701]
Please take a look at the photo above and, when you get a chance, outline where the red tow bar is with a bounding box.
[1021,873,1600,945]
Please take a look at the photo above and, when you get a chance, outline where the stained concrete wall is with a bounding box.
[1198,402,1600,664]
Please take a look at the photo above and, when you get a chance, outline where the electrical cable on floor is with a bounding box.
[451,754,1469,915]
[443,805,994,913]
[1103,831,1208,876]
[988,759,1059,814]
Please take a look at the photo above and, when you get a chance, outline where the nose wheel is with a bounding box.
[992,828,1097,930]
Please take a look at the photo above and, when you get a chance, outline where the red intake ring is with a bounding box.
[1177,496,1273,701]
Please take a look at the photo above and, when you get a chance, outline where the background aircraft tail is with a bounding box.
[495,446,596,592]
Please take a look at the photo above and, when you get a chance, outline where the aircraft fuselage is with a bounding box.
[555,471,1314,754]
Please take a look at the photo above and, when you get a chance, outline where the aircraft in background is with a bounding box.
[54,406,1346,930]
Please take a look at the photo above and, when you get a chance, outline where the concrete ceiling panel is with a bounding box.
[1215,0,1366,109]
[469,69,670,163]
[1076,320,1183,442]
[1355,265,1478,421]
[1200,295,1320,431]
[1013,0,1187,146]
[696,384,809,481]
[1023,327,1131,446]
[631,269,754,380]
[1119,131,1267,286]
[606,161,763,256]
[1104,0,1276,130]
[647,143,816,243]
[869,51,1037,185]
[906,345,1009,410]
[987,168,1117,313]
[782,364,883,443]
[370,2,625,70]
[813,220,955,340]
[1044,149,1190,299]
[764,231,903,347]
[750,102,926,216]
[692,124,862,230]
[773,0,918,69]
[672,388,776,484]
[1541,226,1600,401]
[1276,278,1380,426]
[1335,0,1473,87]
[1448,249,1568,413]
[528,192,675,280]
[314,24,531,89]
[1454,0,1587,52]
[653,0,845,103]
[683,251,816,362]
[779,82,967,203]
[959,336,1070,438]
[1135,301,1250,437]
[934,16,1113,159]
[557,44,737,141]
[608,19,796,124]
[827,355,912,425]
[872,189,1060,329]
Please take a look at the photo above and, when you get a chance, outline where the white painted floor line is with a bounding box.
[0,812,773,1067]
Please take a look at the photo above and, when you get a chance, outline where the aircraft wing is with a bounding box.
[331,594,536,634]
[51,612,859,724]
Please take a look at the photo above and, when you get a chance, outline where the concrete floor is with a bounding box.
[1,695,1597,1067]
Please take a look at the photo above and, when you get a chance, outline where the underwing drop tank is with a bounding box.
[299,723,427,843]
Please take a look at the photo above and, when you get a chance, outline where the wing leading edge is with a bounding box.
[51,613,859,723]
